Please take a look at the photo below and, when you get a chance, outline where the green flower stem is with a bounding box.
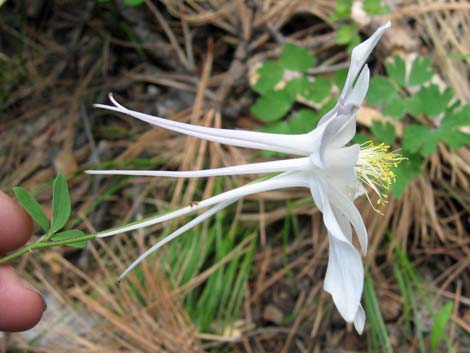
[0,207,176,265]
[0,233,98,265]
[0,187,311,266]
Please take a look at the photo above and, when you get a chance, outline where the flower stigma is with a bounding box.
[356,141,405,211]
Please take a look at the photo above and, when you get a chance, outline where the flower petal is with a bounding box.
[95,95,313,155]
[317,23,389,128]
[344,65,370,107]
[354,304,366,334]
[310,113,356,168]
[324,144,359,171]
[96,171,308,238]
[340,22,391,101]
[119,198,237,280]
[329,187,368,254]
[86,157,311,178]
[324,233,364,322]
[309,177,364,322]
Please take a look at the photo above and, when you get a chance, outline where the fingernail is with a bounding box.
[21,279,47,312]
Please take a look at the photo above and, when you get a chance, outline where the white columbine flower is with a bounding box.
[87,22,400,334]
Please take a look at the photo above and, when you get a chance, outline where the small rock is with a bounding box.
[263,304,284,325]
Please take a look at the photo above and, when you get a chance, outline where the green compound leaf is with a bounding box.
[367,76,406,120]
[316,98,337,117]
[383,94,407,120]
[367,76,396,105]
[284,77,309,98]
[430,302,454,353]
[439,128,469,150]
[371,121,396,145]
[13,187,49,232]
[251,89,295,122]
[408,56,434,86]
[123,0,144,6]
[288,109,319,134]
[333,69,348,90]
[51,174,71,234]
[352,133,370,145]
[403,104,470,156]
[336,23,357,45]
[301,77,332,103]
[403,124,440,156]
[407,85,453,117]
[391,153,424,199]
[439,107,470,149]
[363,0,390,14]
[386,56,407,87]
[441,105,470,130]
[261,120,291,134]
[252,60,284,95]
[51,229,88,248]
[279,43,316,72]
[330,0,352,20]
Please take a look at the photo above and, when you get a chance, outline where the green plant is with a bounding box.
[364,272,394,353]
[393,246,456,353]
[0,174,93,265]
[366,55,470,198]
[160,180,257,334]
[330,0,389,52]
[250,42,334,149]
[97,0,144,6]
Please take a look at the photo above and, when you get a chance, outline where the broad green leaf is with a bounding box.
[391,154,423,199]
[367,76,405,119]
[407,85,452,117]
[316,98,337,117]
[439,128,469,150]
[51,229,88,248]
[371,121,396,145]
[441,105,470,130]
[386,56,406,87]
[439,105,470,149]
[279,43,316,72]
[383,94,406,120]
[346,31,361,53]
[352,133,370,145]
[123,0,144,6]
[403,124,440,156]
[13,187,49,232]
[301,77,332,103]
[404,106,470,156]
[363,0,390,14]
[51,174,71,233]
[367,76,396,105]
[284,77,309,98]
[336,24,357,45]
[333,69,348,90]
[261,120,290,134]
[408,56,434,86]
[330,0,352,20]
[250,90,294,121]
[252,60,284,94]
[430,302,453,352]
[288,109,318,134]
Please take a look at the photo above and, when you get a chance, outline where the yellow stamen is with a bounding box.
[356,141,406,212]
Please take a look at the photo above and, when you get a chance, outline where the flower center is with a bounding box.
[356,141,405,209]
